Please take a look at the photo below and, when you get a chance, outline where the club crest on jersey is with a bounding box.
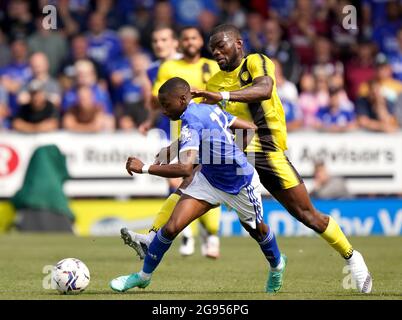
[241,71,250,82]
[180,125,192,143]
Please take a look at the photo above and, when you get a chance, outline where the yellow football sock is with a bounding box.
[199,206,221,235]
[149,193,180,233]
[320,216,353,259]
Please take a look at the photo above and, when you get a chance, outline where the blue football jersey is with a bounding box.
[179,102,254,194]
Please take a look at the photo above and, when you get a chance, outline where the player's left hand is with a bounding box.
[126,156,145,175]
[191,89,223,104]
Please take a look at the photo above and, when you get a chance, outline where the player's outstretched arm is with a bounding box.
[126,149,197,178]
[191,76,273,104]
[153,139,179,165]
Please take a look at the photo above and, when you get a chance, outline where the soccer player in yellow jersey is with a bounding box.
[121,27,222,259]
[191,24,372,294]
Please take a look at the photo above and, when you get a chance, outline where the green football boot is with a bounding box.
[110,273,151,292]
[266,254,287,293]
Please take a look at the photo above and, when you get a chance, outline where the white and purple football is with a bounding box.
[52,258,90,294]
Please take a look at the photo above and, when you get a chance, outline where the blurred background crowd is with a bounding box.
[0,0,402,136]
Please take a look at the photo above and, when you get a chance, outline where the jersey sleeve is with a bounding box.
[222,109,237,126]
[247,54,275,83]
[179,115,203,153]
[152,61,172,97]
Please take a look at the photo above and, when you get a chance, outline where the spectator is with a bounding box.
[12,80,59,133]
[109,26,144,91]
[62,59,113,115]
[371,1,402,57]
[310,160,350,199]
[242,11,265,54]
[118,53,152,131]
[170,0,218,27]
[0,84,9,129]
[62,86,112,133]
[328,74,354,111]
[27,18,68,77]
[359,53,402,104]
[198,10,218,59]
[356,80,399,133]
[56,0,91,35]
[221,0,247,30]
[298,73,320,128]
[17,52,61,108]
[330,0,359,62]
[86,12,121,72]
[262,19,300,84]
[58,35,105,91]
[287,0,318,66]
[273,59,302,131]
[314,87,357,133]
[0,39,32,116]
[345,40,376,101]
[311,37,344,79]
[1,0,35,42]
[388,27,402,82]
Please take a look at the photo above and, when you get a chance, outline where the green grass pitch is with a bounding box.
[0,234,401,300]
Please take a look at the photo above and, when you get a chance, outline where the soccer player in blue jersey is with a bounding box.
[110,77,287,293]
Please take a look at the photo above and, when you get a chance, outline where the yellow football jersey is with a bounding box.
[153,57,219,139]
[206,53,287,153]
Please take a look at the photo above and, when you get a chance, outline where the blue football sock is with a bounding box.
[258,228,281,268]
[142,228,173,274]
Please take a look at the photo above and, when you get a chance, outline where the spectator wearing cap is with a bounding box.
[388,27,402,82]
[356,80,399,133]
[313,87,357,133]
[12,80,59,133]
[62,86,112,133]
[17,52,61,108]
[262,19,300,84]
[310,160,350,200]
[358,53,402,105]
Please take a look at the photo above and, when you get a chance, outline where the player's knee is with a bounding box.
[163,220,183,239]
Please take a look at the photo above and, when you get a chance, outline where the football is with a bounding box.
[52,258,90,294]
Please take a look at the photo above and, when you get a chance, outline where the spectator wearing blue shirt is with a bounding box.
[118,53,152,131]
[241,11,265,55]
[388,28,402,81]
[0,40,32,117]
[371,1,402,57]
[86,12,122,74]
[314,87,357,133]
[170,0,218,27]
[62,60,114,131]
[109,26,147,103]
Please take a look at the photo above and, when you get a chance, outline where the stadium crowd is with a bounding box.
[0,0,402,135]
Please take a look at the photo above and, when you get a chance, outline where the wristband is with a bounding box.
[141,164,151,174]
[220,91,230,101]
